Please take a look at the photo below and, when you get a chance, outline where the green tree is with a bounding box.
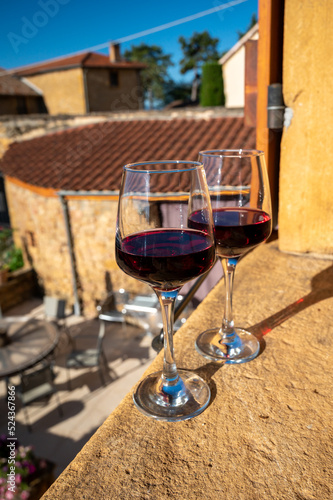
[237,13,258,40]
[179,31,220,102]
[163,81,193,106]
[124,43,173,109]
[200,62,225,107]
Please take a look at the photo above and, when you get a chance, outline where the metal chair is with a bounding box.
[66,318,109,389]
[122,294,159,335]
[43,296,73,345]
[66,290,131,389]
[96,289,130,336]
[16,361,63,432]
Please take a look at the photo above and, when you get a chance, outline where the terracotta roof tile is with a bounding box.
[0,69,40,96]
[13,52,146,77]
[0,117,256,192]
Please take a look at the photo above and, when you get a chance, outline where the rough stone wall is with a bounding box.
[5,179,74,301]
[0,136,10,159]
[26,68,86,115]
[85,68,142,112]
[0,108,242,145]
[279,0,333,256]
[68,197,149,316]
[4,180,149,316]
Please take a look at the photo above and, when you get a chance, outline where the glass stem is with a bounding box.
[154,289,180,382]
[220,258,237,343]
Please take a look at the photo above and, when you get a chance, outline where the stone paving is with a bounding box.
[0,298,156,477]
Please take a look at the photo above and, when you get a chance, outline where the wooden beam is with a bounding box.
[256,0,284,225]
[244,40,258,128]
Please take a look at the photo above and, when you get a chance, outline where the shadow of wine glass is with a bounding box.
[248,264,333,342]
[191,362,225,407]
[189,263,333,396]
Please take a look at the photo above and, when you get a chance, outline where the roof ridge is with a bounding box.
[81,52,93,65]
[11,52,89,74]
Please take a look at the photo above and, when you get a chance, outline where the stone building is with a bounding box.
[0,69,47,115]
[0,111,255,315]
[13,48,146,115]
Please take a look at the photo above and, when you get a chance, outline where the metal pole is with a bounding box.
[56,190,119,316]
[58,194,81,316]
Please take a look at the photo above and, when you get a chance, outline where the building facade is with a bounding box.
[13,51,146,115]
[0,111,255,315]
[0,70,47,115]
[219,24,259,109]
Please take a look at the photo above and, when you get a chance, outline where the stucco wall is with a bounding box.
[86,68,142,112]
[222,31,259,109]
[26,68,86,115]
[223,48,246,108]
[279,0,333,255]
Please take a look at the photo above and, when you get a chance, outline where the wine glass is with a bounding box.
[115,160,216,421]
[190,150,272,364]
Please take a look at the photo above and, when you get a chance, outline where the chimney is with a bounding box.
[109,43,121,62]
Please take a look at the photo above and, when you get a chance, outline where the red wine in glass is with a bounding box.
[189,207,271,259]
[115,160,215,421]
[194,149,273,364]
[116,228,215,289]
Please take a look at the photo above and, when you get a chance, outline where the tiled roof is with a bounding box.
[13,52,146,77]
[0,68,40,96]
[0,116,255,191]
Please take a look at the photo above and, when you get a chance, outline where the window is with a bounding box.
[109,70,119,87]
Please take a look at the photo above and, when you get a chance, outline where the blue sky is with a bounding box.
[0,0,258,82]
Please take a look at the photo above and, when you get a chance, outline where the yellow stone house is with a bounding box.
[13,45,146,115]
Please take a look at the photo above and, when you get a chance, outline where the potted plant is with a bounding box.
[0,435,55,499]
[0,228,24,284]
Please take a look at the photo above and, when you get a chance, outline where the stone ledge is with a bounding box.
[42,241,333,499]
[0,107,243,142]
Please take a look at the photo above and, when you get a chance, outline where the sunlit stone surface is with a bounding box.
[42,241,333,500]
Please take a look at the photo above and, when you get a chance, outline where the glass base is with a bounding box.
[133,369,211,421]
[195,327,260,364]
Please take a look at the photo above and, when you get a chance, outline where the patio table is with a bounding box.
[0,318,59,379]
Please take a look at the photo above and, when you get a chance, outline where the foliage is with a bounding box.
[237,13,258,40]
[124,43,174,109]
[0,228,24,271]
[200,63,225,107]
[163,81,193,106]
[178,31,220,102]
[0,435,49,499]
